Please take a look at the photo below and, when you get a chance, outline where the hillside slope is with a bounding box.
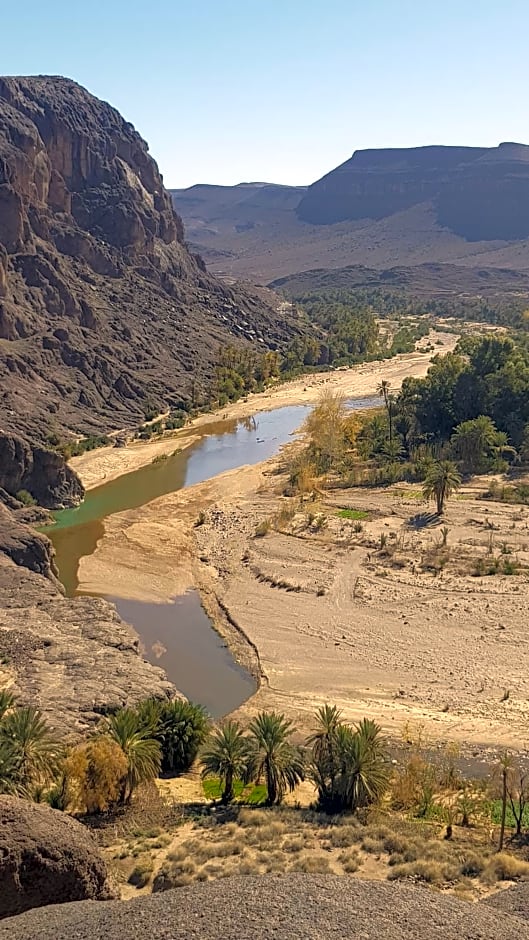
[172,145,529,284]
[0,77,300,442]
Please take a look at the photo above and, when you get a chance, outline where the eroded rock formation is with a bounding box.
[0,76,300,441]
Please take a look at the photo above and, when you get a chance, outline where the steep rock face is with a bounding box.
[0,77,300,441]
[0,431,84,507]
[0,503,61,585]
[0,796,115,919]
[297,143,529,239]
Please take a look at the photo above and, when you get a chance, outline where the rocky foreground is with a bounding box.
[1,875,527,940]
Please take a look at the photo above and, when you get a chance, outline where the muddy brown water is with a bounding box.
[46,399,378,715]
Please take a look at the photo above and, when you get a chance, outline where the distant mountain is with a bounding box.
[172,144,529,286]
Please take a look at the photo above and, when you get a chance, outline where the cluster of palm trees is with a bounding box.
[202,706,390,812]
[0,691,389,818]
[0,693,208,810]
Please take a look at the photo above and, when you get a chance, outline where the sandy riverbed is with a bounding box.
[71,331,457,491]
[73,327,529,753]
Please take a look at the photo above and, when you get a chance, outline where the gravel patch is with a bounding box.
[1,874,528,940]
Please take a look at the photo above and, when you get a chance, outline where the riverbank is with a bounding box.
[70,330,457,491]
[77,434,529,757]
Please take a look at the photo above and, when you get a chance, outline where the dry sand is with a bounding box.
[71,331,457,491]
[73,327,529,753]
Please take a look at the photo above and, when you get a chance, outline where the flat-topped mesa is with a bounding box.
[296,142,529,239]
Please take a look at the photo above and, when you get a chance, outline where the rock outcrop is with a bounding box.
[0,76,301,442]
[0,431,84,507]
[0,875,527,939]
[0,503,61,584]
[0,552,175,737]
[0,796,115,919]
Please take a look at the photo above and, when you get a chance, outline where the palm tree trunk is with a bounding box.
[265,757,276,805]
[223,768,234,804]
[499,767,508,851]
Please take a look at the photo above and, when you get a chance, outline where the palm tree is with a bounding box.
[201,720,250,803]
[0,737,21,795]
[0,706,61,793]
[309,714,389,814]
[306,704,342,805]
[246,711,305,805]
[156,700,209,775]
[0,689,16,722]
[104,707,161,803]
[339,719,389,811]
[422,459,462,514]
[377,380,393,441]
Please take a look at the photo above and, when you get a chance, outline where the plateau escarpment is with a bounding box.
[173,143,529,284]
[0,76,300,442]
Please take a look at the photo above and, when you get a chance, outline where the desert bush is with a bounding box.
[482,852,529,884]
[388,858,458,884]
[291,854,332,874]
[128,860,154,888]
[255,518,272,537]
[65,737,128,813]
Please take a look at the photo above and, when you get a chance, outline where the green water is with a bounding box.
[45,397,377,713]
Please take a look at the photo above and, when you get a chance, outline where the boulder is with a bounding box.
[0,796,115,919]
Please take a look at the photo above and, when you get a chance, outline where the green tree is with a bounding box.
[246,711,305,805]
[309,714,389,814]
[304,389,347,473]
[450,415,508,475]
[422,460,462,514]
[104,707,161,803]
[200,720,250,803]
[0,706,61,794]
[156,700,209,775]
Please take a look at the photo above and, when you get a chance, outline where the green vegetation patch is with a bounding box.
[202,777,267,804]
[337,508,369,520]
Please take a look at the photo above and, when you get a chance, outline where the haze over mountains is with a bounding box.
[171,143,529,288]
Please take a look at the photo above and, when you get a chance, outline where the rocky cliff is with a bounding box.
[0,431,83,507]
[0,77,300,442]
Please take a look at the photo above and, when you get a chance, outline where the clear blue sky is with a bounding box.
[3,1,528,188]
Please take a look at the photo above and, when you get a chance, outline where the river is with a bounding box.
[46,398,378,716]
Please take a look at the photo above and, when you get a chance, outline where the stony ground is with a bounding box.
[1,874,527,940]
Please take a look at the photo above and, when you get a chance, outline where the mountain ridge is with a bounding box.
[171,143,529,285]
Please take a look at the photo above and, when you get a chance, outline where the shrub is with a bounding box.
[65,737,128,813]
[128,860,154,888]
[15,489,36,507]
